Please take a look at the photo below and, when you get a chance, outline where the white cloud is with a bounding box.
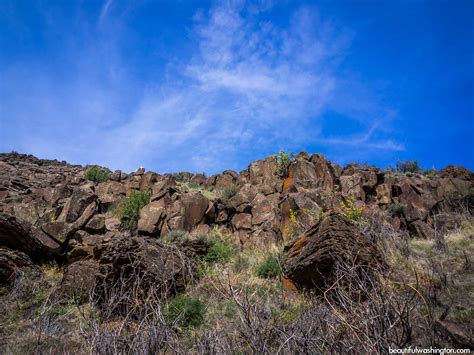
[1,1,403,174]
[97,3,351,172]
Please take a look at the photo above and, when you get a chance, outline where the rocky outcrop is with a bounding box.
[94,236,195,306]
[282,213,383,290]
[0,151,472,261]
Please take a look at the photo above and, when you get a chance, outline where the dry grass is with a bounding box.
[176,181,220,201]
[1,213,472,353]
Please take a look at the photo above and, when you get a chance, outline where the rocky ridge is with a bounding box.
[1,152,472,261]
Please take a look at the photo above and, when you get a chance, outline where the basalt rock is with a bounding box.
[59,259,100,302]
[0,246,40,285]
[137,201,166,235]
[0,214,62,259]
[94,236,195,307]
[282,213,383,291]
[0,151,473,260]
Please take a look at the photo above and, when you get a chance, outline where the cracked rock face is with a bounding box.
[282,213,383,291]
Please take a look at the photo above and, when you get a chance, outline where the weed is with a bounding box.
[177,181,219,200]
[339,196,364,223]
[289,209,298,224]
[422,168,437,176]
[232,254,250,273]
[164,229,190,243]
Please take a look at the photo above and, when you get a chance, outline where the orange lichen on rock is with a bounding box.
[281,276,298,291]
[287,236,307,257]
[283,176,294,190]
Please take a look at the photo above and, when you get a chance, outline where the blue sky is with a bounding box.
[1,0,473,174]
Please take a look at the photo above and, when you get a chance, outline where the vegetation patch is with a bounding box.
[204,240,233,263]
[220,184,239,202]
[115,190,151,230]
[339,196,364,222]
[164,229,190,243]
[255,254,282,279]
[276,150,295,177]
[396,160,420,174]
[177,181,220,201]
[84,166,111,183]
[167,295,206,328]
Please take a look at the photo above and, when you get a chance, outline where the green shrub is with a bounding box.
[276,150,295,176]
[220,185,239,202]
[255,255,282,279]
[167,296,206,328]
[84,166,110,183]
[204,240,233,263]
[396,160,420,174]
[116,190,151,230]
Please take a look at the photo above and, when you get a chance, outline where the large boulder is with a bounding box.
[251,193,278,226]
[409,220,434,239]
[438,165,474,181]
[58,187,97,223]
[214,171,238,188]
[151,175,176,201]
[0,214,61,259]
[165,193,209,232]
[231,213,252,230]
[287,154,335,191]
[227,183,258,210]
[282,213,382,290]
[94,236,195,307]
[95,181,126,212]
[390,176,438,223]
[137,201,166,235]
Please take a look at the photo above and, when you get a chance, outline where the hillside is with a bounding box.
[0,151,473,353]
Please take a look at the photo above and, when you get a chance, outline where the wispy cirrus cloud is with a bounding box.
[101,2,353,172]
[0,1,403,174]
[99,0,114,22]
